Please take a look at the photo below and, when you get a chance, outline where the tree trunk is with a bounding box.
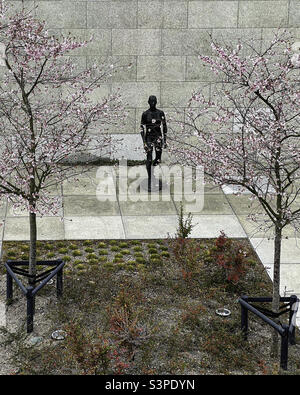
[271,225,282,357]
[29,211,37,286]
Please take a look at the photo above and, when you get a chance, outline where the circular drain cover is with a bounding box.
[216,308,231,317]
[51,330,67,340]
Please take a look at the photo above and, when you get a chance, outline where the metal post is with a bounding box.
[280,324,289,371]
[241,296,248,340]
[6,271,13,303]
[56,267,63,298]
[26,286,34,333]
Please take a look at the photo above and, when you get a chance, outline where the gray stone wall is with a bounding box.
[7,0,300,159]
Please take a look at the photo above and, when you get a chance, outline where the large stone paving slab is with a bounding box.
[6,197,63,218]
[190,215,247,238]
[262,263,300,296]
[119,199,177,216]
[122,215,178,239]
[64,216,125,239]
[0,301,5,328]
[237,215,296,239]
[63,195,120,216]
[225,194,265,215]
[173,193,233,215]
[250,237,300,297]
[250,238,300,265]
[3,217,65,241]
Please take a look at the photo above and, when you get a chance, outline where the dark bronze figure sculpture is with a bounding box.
[140,95,167,191]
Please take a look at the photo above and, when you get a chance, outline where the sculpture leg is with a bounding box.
[153,138,162,167]
[146,149,153,192]
[153,148,162,166]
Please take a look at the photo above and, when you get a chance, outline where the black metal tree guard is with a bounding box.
[238,295,299,371]
[5,259,65,333]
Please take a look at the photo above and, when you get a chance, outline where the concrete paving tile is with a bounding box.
[0,199,6,216]
[122,215,178,239]
[0,220,4,240]
[259,263,300,296]
[190,215,247,238]
[238,215,297,239]
[3,217,65,241]
[63,177,99,196]
[41,181,62,196]
[63,196,120,216]
[173,194,233,215]
[116,172,176,201]
[204,183,223,194]
[115,164,147,179]
[250,237,300,264]
[119,199,177,216]
[225,195,265,215]
[61,167,117,197]
[6,197,63,217]
[64,216,125,239]
[0,301,6,328]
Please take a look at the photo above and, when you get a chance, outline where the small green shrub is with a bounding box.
[87,253,97,260]
[109,240,118,246]
[72,250,82,257]
[75,263,85,270]
[126,264,136,271]
[111,246,119,252]
[130,240,141,245]
[119,242,129,248]
[97,242,107,248]
[148,248,158,254]
[176,201,194,239]
[135,257,146,264]
[73,260,83,266]
[120,249,130,255]
[134,252,144,258]
[88,259,98,265]
[113,257,124,263]
[58,248,68,254]
[133,246,142,252]
[103,262,115,270]
[99,249,108,255]
[7,250,17,257]
[83,240,93,246]
[47,252,55,258]
[57,241,67,248]
[62,255,72,262]
[150,254,160,260]
[69,244,78,250]
[160,246,169,251]
[150,258,161,265]
[85,247,94,253]
[44,243,54,251]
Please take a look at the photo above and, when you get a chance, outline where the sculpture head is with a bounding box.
[148,95,157,110]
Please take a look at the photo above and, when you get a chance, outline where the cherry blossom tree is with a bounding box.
[168,29,300,355]
[0,1,126,283]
